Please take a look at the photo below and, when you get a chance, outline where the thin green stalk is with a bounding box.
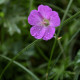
[35,2,71,17]
[49,28,80,74]
[44,3,71,17]
[55,33,65,59]
[29,0,33,14]
[61,0,73,22]
[44,28,80,78]
[58,40,65,59]
[46,10,80,78]
[0,39,41,80]
[62,10,80,27]
[0,55,40,80]
[47,0,73,78]
[57,0,73,37]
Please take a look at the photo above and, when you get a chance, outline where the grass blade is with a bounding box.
[0,55,40,80]
[0,39,41,80]
[49,28,80,74]
[61,0,73,22]
[47,0,73,79]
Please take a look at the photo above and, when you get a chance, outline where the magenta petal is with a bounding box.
[38,5,52,19]
[50,11,60,27]
[28,10,42,26]
[43,26,55,40]
[30,26,46,39]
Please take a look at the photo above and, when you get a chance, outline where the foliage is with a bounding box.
[0,0,80,80]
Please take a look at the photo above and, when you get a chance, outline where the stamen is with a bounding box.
[42,19,49,26]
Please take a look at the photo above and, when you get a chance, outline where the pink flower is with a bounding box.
[28,5,60,40]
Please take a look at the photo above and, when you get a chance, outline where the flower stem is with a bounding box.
[47,10,80,76]
[47,0,73,79]
[49,28,80,75]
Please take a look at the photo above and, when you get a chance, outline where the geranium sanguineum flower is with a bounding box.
[28,5,60,40]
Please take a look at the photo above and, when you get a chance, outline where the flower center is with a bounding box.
[42,19,49,26]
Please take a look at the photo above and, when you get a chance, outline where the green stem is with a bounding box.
[62,10,80,27]
[0,39,41,80]
[44,3,71,17]
[0,55,40,80]
[61,0,73,22]
[49,28,80,74]
[58,40,65,59]
[35,2,72,17]
[57,0,73,37]
[29,0,33,14]
[47,0,73,78]
[46,10,80,78]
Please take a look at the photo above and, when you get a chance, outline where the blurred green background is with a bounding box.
[0,0,80,80]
